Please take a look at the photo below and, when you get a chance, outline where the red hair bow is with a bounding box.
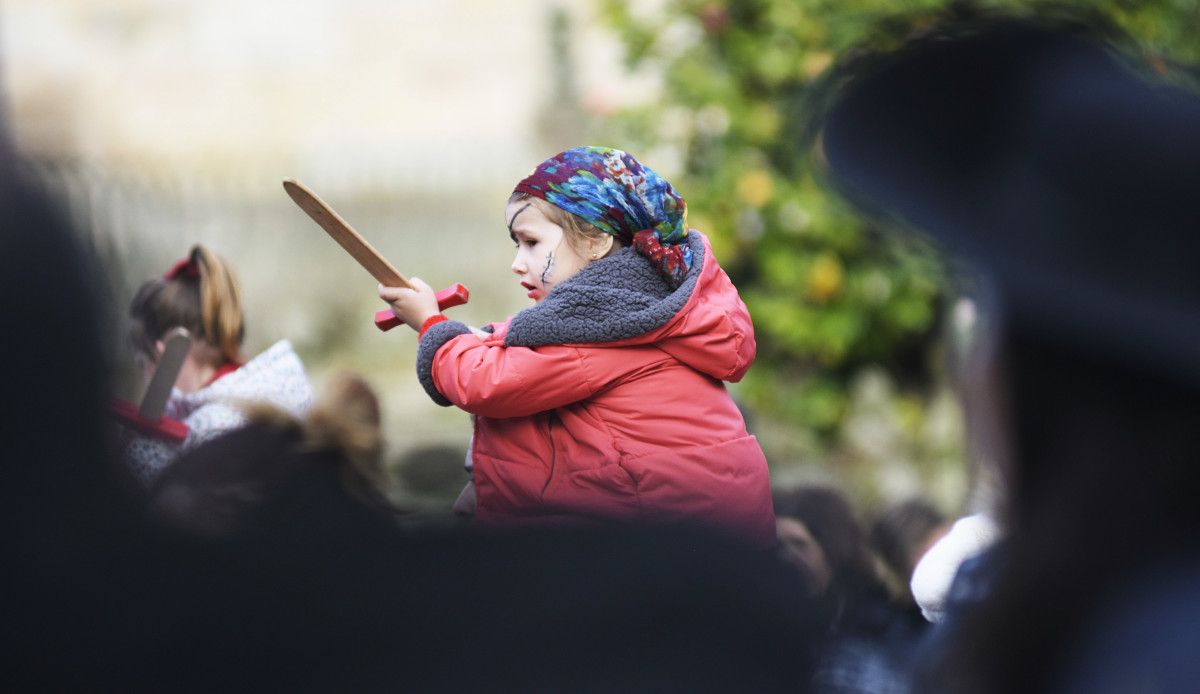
[163,257,200,280]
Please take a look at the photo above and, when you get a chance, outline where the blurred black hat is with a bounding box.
[822,19,1200,383]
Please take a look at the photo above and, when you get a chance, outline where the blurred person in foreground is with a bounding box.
[147,372,403,540]
[1,110,150,689]
[821,10,1200,693]
[775,485,926,693]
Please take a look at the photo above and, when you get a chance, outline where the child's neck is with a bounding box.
[175,357,217,394]
[175,343,228,393]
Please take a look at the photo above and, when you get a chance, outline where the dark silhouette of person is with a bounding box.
[821,12,1200,694]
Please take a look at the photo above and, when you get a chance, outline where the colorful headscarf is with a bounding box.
[514,146,694,288]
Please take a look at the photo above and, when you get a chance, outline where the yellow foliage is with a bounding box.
[736,169,774,208]
[806,253,844,302]
[745,103,782,142]
[802,51,833,79]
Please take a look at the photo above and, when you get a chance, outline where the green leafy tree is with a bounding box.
[593,0,1199,505]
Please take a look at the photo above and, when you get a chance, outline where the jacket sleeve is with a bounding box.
[723,297,758,382]
[418,321,598,418]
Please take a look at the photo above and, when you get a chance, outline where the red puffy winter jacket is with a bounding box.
[416,232,775,543]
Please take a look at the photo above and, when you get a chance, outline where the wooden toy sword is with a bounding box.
[111,327,191,442]
[283,178,469,331]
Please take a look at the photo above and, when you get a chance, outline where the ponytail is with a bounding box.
[191,245,244,363]
[130,244,245,364]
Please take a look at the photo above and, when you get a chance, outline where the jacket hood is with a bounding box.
[506,231,756,382]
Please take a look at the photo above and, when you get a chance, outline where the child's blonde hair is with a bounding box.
[509,191,625,259]
[129,244,244,364]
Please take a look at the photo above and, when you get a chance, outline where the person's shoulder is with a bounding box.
[245,339,305,370]
[204,340,313,413]
[224,341,307,382]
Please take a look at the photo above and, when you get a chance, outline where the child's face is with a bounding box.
[506,199,589,303]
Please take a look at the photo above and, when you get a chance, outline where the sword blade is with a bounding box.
[283,178,411,288]
[139,327,191,420]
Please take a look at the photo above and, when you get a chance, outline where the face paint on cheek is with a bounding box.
[539,251,556,286]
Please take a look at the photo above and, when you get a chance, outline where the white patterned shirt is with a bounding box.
[125,340,313,485]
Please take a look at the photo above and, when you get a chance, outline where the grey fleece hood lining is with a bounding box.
[505,231,705,348]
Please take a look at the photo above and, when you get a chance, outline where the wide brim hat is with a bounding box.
[821,19,1200,384]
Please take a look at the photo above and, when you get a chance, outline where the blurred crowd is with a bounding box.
[6,10,1200,694]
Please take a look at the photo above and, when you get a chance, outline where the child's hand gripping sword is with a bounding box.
[110,327,191,442]
[283,178,469,330]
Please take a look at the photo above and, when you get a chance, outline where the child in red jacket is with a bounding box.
[381,146,774,543]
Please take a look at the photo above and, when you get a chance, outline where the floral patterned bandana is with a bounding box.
[513,146,694,288]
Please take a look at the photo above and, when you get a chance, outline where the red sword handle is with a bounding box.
[110,399,190,442]
[374,282,470,332]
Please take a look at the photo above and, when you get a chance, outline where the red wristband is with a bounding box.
[418,314,449,338]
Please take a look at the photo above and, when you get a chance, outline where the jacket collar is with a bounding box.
[506,232,705,347]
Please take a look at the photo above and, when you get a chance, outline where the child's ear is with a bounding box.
[589,235,615,260]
